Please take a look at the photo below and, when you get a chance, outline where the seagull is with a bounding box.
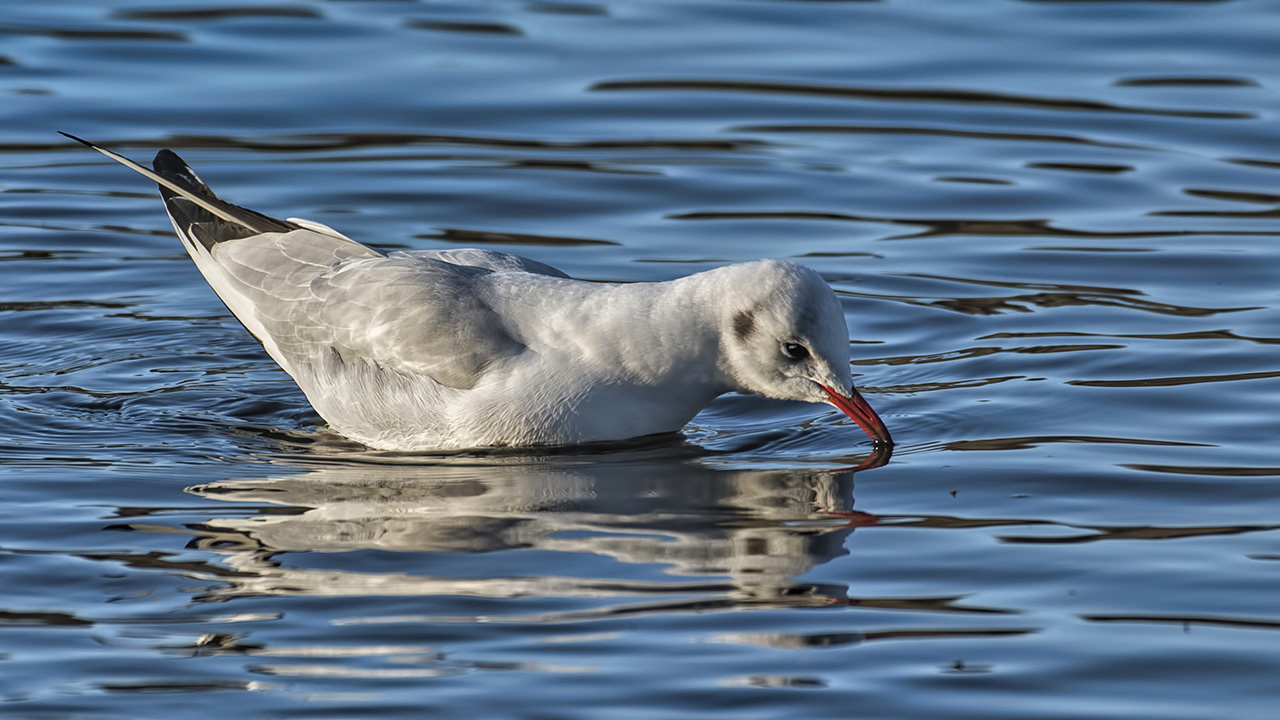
[62,133,893,452]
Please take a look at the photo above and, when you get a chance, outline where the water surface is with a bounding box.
[3,0,1280,717]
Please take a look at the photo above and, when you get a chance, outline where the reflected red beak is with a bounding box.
[820,384,893,448]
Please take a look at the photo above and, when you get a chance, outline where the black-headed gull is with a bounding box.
[64,133,892,452]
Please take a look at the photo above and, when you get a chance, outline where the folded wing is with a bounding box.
[63,133,532,391]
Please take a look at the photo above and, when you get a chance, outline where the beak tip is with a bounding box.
[819,383,893,447]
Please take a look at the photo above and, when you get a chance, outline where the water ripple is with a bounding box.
[6,0,1280,715]
[113,7,325,22]
[591,78,1254,119]
[0,23,186,42]
[732,123,1148,150]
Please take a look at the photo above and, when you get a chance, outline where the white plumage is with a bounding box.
[65,133,892,451]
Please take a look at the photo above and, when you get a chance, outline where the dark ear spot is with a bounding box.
[732,310,756,341]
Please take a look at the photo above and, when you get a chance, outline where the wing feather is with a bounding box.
[64,133,547,394]
[398,248,570,278]
[212,239,525,389]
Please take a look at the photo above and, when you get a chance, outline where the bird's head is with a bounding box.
[719,260,892,447]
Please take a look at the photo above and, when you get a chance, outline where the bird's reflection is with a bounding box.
[182,454,879,613]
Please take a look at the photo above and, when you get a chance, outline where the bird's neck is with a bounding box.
[611,274,736,391]
[498,270,741,396]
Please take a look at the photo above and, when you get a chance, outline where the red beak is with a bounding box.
[820,384,893,448]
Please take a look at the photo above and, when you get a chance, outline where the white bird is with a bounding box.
[64,133,892,452]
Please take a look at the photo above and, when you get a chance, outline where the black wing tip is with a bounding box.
[62,130,298,238]
[153,148,186,173]
[152,147,216,199]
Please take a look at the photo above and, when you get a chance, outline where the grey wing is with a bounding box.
[396,248,570,278]
[214,241,525,390]
[64,134,516,396]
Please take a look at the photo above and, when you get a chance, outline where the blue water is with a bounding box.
[3,1,1280,717]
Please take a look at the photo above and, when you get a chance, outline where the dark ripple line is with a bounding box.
[1083,614,1280,632]
[1028,162,1134,174]
[99,680,254,694]
[1122,464,1280,477]
[941,435,1210,451]
[874,343,1123,367]
[863,627,1036,643]
[0,23,186,41]
[406,19,524,36]
[853,286,1251,319]
[528,593,1020,621]
[1115,76,1259,88]
[0,609,93,627]
[497,158,662,176]
[1227,157,1280,172]
[591,78,1253,119]
[903,273,1134,296]
[671,211,1280,242]
[336,590,1014,624]
[862,272,1256,317]
[1069,369,1280,388]
[982,329,1280,347]
[1153,185,1280,218]
[3,187,152,199]
[0,219,172,237]
[1023,0,1231,4]
[733,627,1035,650]
[1154,208,1280,219]
[529,2,608,15]
[1027,245,1152,252]
[731,123,1147,150]
[937,176,1014,185]
[113,6,324,21]
[999,524,1276,545]
[0,249,89,262]
[929,293,1237,317]
[879,376,1025,394]
[1185,188,1280,205]
[0,299,131,312]
[882,513,1274,545]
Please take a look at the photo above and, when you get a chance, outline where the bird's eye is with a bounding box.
[781,342,810,361]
